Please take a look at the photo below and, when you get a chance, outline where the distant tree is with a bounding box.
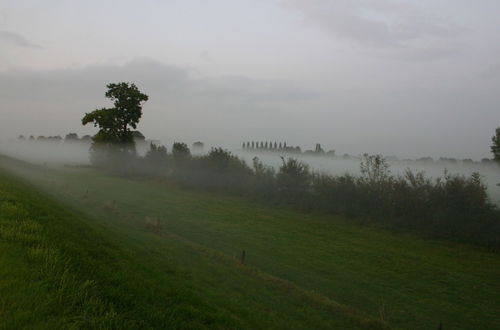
[29,135,35,141]
[192,141,204,150]
[172,142,191,158]
[81,135,92,142]
[206,148,239,172]
[276,157,311,202]
[360,154,390,185]
[82,82,148,152]
[315,143,325,154]
[50,135,63,142]
[416,157,433,163]
[491,127,500,162]
[279,142,282,150]
[439,157,457,164]
[65,133,79,142]
[145,143,168,165]
[251,141,255,149]
[17,135,25,141]
[132,130,146,142]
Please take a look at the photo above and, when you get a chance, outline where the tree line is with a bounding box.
[81,82,500,249]
[16,133,92,143]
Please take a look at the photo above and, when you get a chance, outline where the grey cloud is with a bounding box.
[480,63,500,80]
[280,0,463,52]
[0,59,311,105]
[0,30,41,49]
[382,40,465,61]
[0,59,497,160]
[0,59,313,147]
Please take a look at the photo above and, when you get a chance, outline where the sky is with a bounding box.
[1,0,499,159]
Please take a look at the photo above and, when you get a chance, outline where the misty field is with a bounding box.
[1,155,499,329]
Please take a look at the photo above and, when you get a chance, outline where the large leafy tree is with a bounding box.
[82,82,148,150]
[492,127,500,162]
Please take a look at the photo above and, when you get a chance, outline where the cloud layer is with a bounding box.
[280,0,464,60]
[1,58,498,160]
[0,30,40,48]
[1,1,499,160]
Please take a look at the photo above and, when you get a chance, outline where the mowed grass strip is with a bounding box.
[30,166,498,330]
[0,159,383,329]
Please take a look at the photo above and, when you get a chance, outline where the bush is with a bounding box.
[251,157,276,199]
[276,158,311,206]
[171,148,253,195]
[145,143,168,165]
[132,149,500,249]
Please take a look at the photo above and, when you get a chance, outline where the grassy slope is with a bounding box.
[1,155,499,329]
[0,158,383,329]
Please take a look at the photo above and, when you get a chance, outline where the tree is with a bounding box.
[192,141,204,149]
[145,143,168,165]
[359,154,390,185]
[65,133,79,142]
[491,127,500,162]
[172,142,191,158]
[82,82,148,151]
[276,157,311,202]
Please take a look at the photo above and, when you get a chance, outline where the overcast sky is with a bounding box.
[1,0,499,159]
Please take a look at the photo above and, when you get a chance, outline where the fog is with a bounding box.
[2,1,500,160]
[1,139,498,205]
[235,150,500,204]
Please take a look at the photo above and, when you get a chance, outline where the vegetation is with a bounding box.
[76,87,500,247]
[0,157,385,329]
[492,127,500,162]
[123,146,500,249]
[1,156,499,329]
[81,82,148,158]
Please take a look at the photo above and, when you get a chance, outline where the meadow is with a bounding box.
[1,155,499,329]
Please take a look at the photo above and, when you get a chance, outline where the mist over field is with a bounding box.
[1,1,500,329]
[2,1,500,160]
[1,139,499,204]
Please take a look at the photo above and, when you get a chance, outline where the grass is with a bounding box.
[0,157,384,329]
[1,155,499,329]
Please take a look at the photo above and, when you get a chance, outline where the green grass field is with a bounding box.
[1,155,499,329]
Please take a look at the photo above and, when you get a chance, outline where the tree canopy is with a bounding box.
[491,127,500,162]
[82,82,148,149]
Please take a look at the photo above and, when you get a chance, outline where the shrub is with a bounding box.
[276,158,311,205]
[251,157,276,199]
[145,143,168,165]
[134,149,500,249]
